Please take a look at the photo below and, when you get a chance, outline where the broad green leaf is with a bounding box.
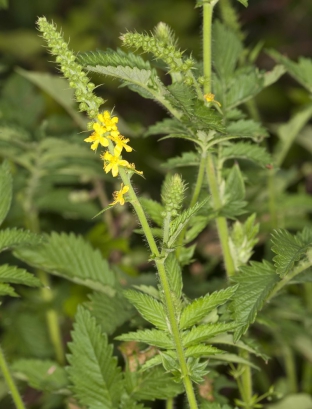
[182,322,238,347]
[124,289,168,331]
[271,228,312,277]
[145,118,189,138]
[212,21,243,79]
[225,68,263,110]
[0,160,12,226]
[116,329,174,349]
[67,306,123,409]
[0,228,42,253]
[209,353,259,369]
[221,142,272,168]
[12,359,68,392]
[165,253,183,298]
[77,48,152,70]
[180,286,238,329]
[226,119,268,140]
[268,49,312,93]
[125,367,183,401]
[0,282,18,297]
[221,164,247,218]
[263,64,286,87]
[0,265,40,287]
[168,198,209,247]
[231,261,280,341]
[162,151,199,169]
[184,344,224,358]
[86,65,157,99]
[14,232,116,293]
[16,68,86,129]
[86,291,133,335]
[166,83,196,115]
[192,100,225,133]
[139,198,165,227]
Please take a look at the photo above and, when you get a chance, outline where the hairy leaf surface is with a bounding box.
[116,329,174,349]
[67,306,123,409]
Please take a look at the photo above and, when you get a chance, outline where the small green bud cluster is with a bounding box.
[121,31,194,75]
[161,174,187,217]
[37,17,104,119]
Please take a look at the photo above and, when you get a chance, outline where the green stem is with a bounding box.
[281,342,297,393]
[203,2,214,94]
[239,350,253,409]
[119,168,198,409]
[175,151,207,258]
[205,153,235,277]
[0,346,26,409]
[166,397,174,409]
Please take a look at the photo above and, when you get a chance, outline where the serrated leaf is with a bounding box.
[184,344,224,358]
[180,286,238,329]
[161,151,199,169]
[85,291,133,335]
[0,228,42,253]
[210,353,259,369]
[139,198,164,227]
[225,68,263,110]
[0,282,18,297]
[182,322,238,347]
[14,232,116,293]
[12,359,68,392]
[168,198,209,247]
[145,118,189,137]
[236,0,248,6]
[268,49,312,93]
[226,119,268,139]
[221,142,272,167]
[230,261,279,341]
[67,306,123,409]
[165,253,183,298]
[0,160,12,225]
[0,265,40,287]
[209,333,270,361]
[192,100,225,133]
[166,83,196,115]
[86,65,156,98]
[221,164,247,218]
[212,21,243,79]
[77,48,151,70]
[124,289,168,331]
[125,367,183,401]
[116,328,174,349]
[271,228,312,277]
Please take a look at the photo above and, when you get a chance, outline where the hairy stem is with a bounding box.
[203,1,218,94]
[205,153,235,277]
[239,350,253,408]
[302,282,312,393]
[0,346,26,409]
[119,168,198,409]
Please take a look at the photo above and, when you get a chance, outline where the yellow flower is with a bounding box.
[84,122,109,151]
[110,134,133,156]
[110,183,129,206]
[204,93,221,107]
[98,110,119,131]
[101,149,130,177]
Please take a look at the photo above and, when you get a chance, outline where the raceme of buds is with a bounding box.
[161,174,187,216]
